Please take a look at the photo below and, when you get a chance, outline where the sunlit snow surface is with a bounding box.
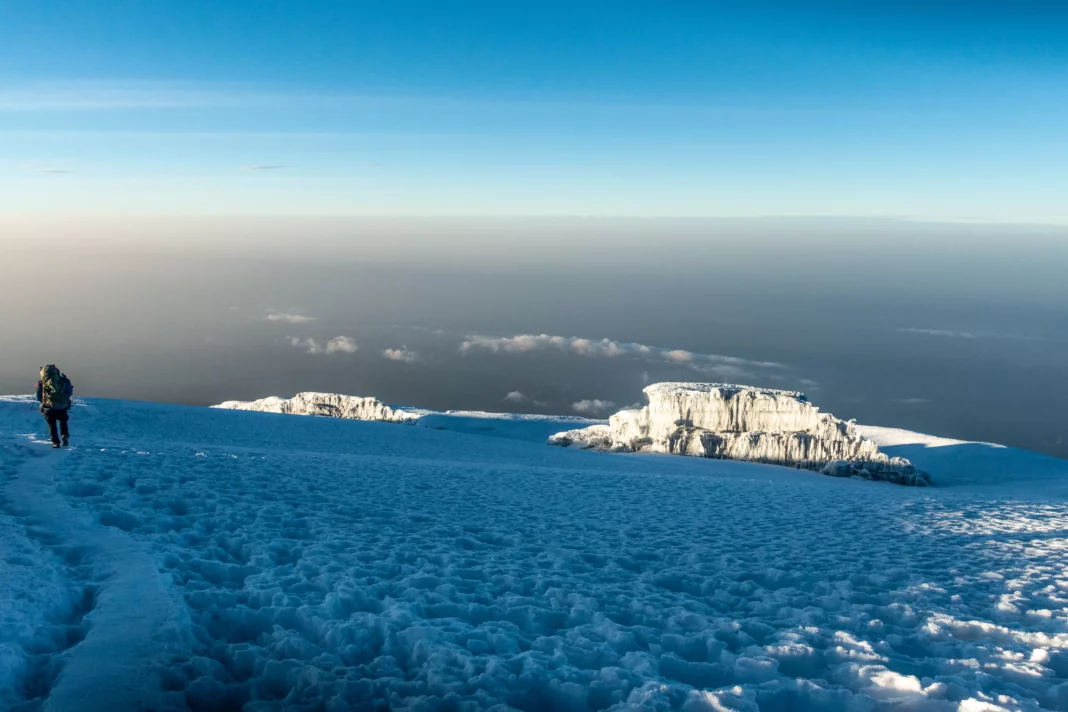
[2,396,1068,711]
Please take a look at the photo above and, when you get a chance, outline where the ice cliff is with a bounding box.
[214,392,422,423]
[549,383,930,486]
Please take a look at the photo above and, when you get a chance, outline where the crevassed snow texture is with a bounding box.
[2,395,1068,710]
[550,383,926,485]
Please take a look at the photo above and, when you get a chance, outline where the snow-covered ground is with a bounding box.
[2,395,1068,711]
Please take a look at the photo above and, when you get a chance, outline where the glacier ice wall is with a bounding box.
[214,392,421,424]
[550,383,929,486]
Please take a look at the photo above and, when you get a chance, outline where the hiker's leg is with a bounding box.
[58,409,70,439]
[45,411,60,445]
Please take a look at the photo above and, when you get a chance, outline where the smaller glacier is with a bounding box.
[549,382,930,486]
[214,392,424,423]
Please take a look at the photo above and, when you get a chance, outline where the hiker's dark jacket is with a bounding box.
[35,376,73,411]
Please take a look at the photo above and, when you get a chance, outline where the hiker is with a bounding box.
[35,365,74,448]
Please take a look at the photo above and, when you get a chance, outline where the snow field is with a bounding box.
[2,396,1068,710]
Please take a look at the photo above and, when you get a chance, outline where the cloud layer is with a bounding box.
[503,391,547,407]
[267,312,317,324]
[460,333,784,380]
[382,347,419,363]
[289,336,358,355]
[571,399,616,415]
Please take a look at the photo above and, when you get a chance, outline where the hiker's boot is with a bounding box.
[61,436,69,447]
[51,442,60,449]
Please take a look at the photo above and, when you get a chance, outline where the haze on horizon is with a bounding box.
[1,3,1066,458]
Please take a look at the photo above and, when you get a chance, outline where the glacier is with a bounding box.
[215,391,425,423]
[549,383,929,486]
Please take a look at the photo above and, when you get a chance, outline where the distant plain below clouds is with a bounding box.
[289,336,358,356]
[265,312,317,324]
[381,347,419,363]
[459,333,785,380]
[571,399,616,415]
[898,327,1050,342]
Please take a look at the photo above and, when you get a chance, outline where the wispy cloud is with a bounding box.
[0,80,794,115]
[898,327,1048,342]
[891,397,929,405]
[241,165,288,171]
[571,399,617,415]
[382,346,419,363]
[0,81,273,111]
[266,312,317,324]
[460,333,785,380]
[18,162,73,174]
[289,336,358,355]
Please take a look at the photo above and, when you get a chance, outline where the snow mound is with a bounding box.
[550,383,929,486]
[214,392,424,423]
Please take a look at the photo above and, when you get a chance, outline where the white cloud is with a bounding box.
[460,333,785,380]
[241,165,287,171]
[663,349,694,363]
[324,336,358,354]
[571,399,617,415]
[892,397,929,405]
[267,312,317,324]
[382,347,419,363]
[503,391,547,408]
[289,336,358,355]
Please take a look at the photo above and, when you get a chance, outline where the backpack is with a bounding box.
[40,365,71,410]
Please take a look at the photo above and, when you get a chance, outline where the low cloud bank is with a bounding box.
[460,333,785,380]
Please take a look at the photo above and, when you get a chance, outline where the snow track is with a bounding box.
[2,440,191,711]
[3,396,1068,711]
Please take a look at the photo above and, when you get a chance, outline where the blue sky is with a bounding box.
[2,1,1066,221]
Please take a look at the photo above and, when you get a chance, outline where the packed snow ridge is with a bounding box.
[215,392,423,423]
[549,383,929,486]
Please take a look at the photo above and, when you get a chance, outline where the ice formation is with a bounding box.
[550,382,930,485]
[214,392,422,423]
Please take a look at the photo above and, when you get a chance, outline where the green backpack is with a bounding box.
[40,365,70,410]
